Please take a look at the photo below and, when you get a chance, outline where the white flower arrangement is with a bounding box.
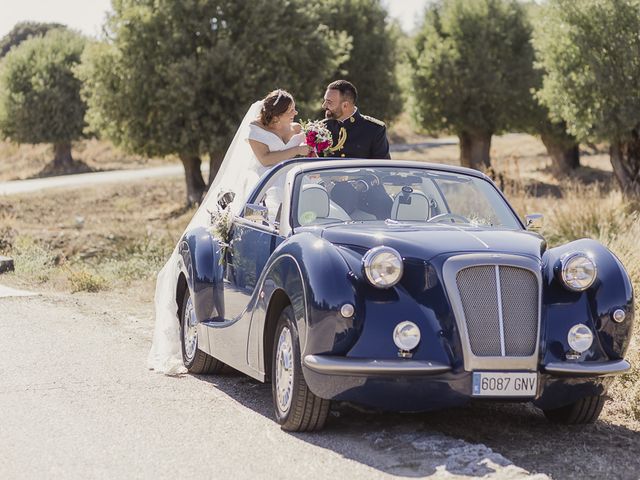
[207,205,234,264]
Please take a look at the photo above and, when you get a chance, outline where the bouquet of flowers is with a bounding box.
[207,202,234,265]
[301,120,333,156]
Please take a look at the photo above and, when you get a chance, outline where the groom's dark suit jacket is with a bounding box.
[324,109,390,159]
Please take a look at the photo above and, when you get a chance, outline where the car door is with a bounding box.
[223,183,286,321]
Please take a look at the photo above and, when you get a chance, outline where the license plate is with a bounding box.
[472,372,537,397]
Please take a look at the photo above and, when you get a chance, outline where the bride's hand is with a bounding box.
[295,145,313,157]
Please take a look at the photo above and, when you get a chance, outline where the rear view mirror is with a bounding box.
[243,203,269,225]
[217,191,235,210]
[525,213,543,231]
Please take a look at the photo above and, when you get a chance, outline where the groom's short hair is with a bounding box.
[327,80,357,104]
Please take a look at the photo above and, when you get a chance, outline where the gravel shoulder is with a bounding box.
[1,289,638,479]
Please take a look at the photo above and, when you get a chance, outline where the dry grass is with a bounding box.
[517,187,640,427]
[0,139,176,181]
[0,176,191,294]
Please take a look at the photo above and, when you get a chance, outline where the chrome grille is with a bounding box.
[456,265,538,357]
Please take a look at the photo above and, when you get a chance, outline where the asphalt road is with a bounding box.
[0,290,546,480]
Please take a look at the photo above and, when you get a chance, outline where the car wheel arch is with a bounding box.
[176,272,188,324]
[263,289,291,382]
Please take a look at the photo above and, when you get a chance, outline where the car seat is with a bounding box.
[298,184,330,224]
[330,182,376,221]
[391,189,431,221]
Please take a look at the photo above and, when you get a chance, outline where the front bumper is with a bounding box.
[304,355,452,375]
[302,355,629,411]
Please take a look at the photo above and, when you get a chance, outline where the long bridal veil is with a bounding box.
[148,101,264,374]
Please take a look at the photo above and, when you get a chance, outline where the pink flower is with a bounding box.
[317,140,331,152]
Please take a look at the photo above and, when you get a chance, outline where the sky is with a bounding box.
[0,0,429,40]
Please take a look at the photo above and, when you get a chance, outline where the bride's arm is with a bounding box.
[248,140,311,167]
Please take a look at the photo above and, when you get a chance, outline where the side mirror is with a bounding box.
[525,213,543,231]
[243,203,270,225]
[217,191,236,210]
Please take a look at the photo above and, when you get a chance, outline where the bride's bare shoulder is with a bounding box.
[292,122,302,134]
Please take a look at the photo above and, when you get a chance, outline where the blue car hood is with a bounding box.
[319,222,546,261]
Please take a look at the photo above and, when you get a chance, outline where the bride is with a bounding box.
[148,89,311,375]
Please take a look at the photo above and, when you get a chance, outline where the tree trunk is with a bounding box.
[610,130,640,198]
[540,131,580,175]
[459,131,492,170]
[179,153,207,206]
[208,150,225,186]
[52,142,74,170]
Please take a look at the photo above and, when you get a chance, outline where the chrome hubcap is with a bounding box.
[275,327,294,414]
[183,296,198,361]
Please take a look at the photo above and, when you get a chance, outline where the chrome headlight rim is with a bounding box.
[362,246,404,289]
[559,252,597,292]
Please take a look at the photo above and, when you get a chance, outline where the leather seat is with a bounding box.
[391,190,431,221]
[298,184,330,224]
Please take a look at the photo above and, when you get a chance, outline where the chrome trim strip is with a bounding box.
[234,216,278,235]
[544,360,630,376]
[303,355,452,376]
[495,265,506,357]
[442,253,542,372]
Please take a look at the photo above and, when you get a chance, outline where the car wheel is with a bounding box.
[272,305,330,432]
[180,287,224,374]
[542,395,606,424]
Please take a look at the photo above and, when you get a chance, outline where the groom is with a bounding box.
[322,80,391,159]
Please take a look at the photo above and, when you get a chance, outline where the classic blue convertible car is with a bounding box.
[176,159,633,431]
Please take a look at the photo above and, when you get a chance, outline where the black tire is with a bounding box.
[542,395,606,424]
[272,305,330,432]
[179,287,224,374]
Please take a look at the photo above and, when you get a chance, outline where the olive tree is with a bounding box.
[0,21,66,58]
[78,0,344,205]
[409,0,536,169]
[0,29,86,170]
[520,4,580,175]
[315,0,402,122]
[534,0,640,196]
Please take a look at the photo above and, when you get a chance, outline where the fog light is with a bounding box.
[393,321,421,351]
[340,303,354,318]
[612,309,626,323]
[567,324,593,353]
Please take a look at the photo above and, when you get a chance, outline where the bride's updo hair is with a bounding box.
[259,89,294,126]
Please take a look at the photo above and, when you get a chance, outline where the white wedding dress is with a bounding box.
[147,101,305,375]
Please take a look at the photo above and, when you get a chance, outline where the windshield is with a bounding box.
[292,166,521,229]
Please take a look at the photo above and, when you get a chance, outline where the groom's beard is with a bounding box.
[325,107,342,120]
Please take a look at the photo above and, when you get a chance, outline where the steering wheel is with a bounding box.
[427,213,470,224]
[352,179,370,192]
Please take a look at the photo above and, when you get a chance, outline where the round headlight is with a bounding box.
[568,324,593,353]
[393,321,421,351]
[560,252,597,291]
[362,246,403,288]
